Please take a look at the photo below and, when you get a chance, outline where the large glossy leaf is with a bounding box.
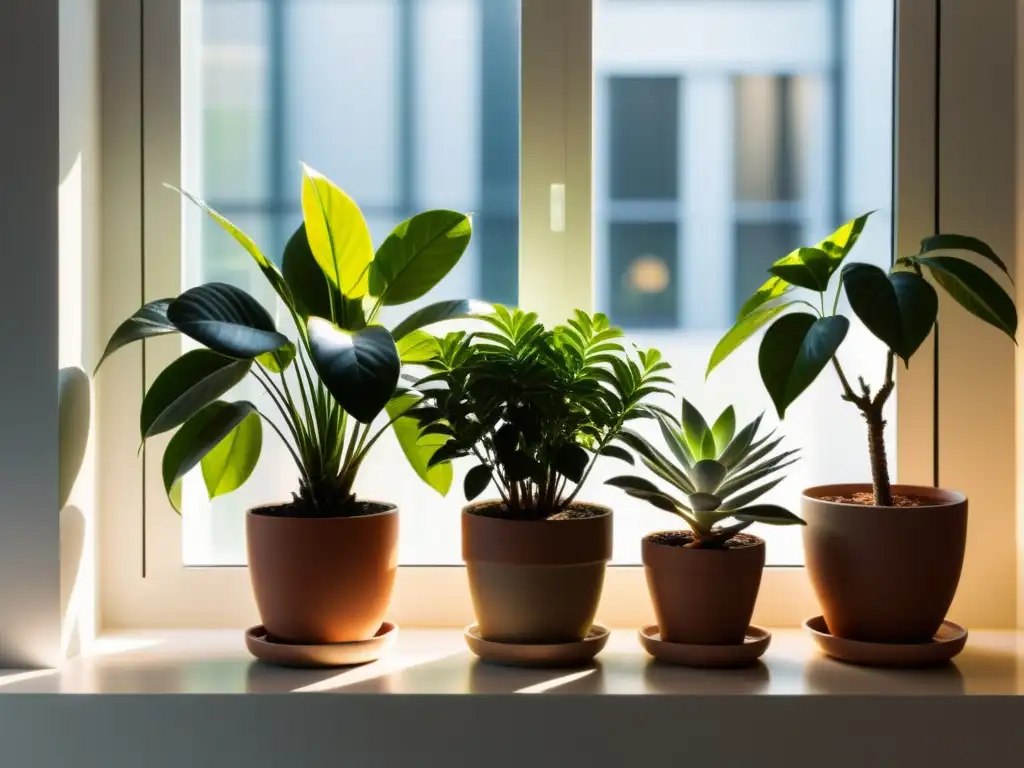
[308,319,401,423]
[141,349,251,438]
[168,283,289,358]
[464,463,492,501]
[890,271,938,361]
[391,299,494,341]
[918,256,1017,340]
[282,223,341,319]
[816,211,873,261]
[919,233,1012,281]
[711,406,736,454]
[734,504,806,526]
[769,262,822,291]
[396,330,441,363]
[170,185,293,309]
[737,276,791,321]
[707,303,789,378]
[162,400,256,513]
[770,248,832,291]
[554,443,589,483]
[201,409,262,500]
[759,314,849,418]
[301,164,373,298]
[95,298,176,373]
[387,394,452,496]
[842,263,905,358]
[369,210,472,306]
[256,343,296,374]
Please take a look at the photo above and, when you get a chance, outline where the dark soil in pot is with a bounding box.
[643,531,765,646]
[462,501,612,645]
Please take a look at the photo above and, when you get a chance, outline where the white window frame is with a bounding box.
[96,0,1020,631]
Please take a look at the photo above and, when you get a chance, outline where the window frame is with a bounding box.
[97,0,1020,631]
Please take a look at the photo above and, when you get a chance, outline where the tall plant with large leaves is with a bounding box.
[408,308,673,521]
[707,212,1017,506]
[96,164,491,516]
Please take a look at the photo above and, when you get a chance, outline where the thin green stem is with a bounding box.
[251,368,304,453]
[256,410,312,490]
[819,291,826,316]
[792,299,823,317]
[831,273,845,315]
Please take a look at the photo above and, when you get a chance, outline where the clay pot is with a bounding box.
[246,503,398,644]
[643,532,765,645]
[801,483,967,644]
[462,501,612,644]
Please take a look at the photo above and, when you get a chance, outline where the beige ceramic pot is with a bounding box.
[643,532,765,645]
[247,503,398,644]
[801,483,967,644]
[462,501,612,644]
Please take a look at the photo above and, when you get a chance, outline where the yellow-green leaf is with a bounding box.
[396,330,441,363]
[201,411,262,499]
[387,393,452,496]
[300,164,374,298]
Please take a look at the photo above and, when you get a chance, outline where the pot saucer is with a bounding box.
[245,621,398,668]
[803,615,967,668]
[464,623,610,667]
[638,625,771,668]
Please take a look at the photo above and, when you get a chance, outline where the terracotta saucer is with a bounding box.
[638,625,772,668]
[803,615,967,667]
[245,622,398,668]
[464,624,610,667]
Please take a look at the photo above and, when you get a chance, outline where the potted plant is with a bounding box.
[708,212,1017,647]
[412,308,669,661]
[96,165,488,663]
[606,402,804,662]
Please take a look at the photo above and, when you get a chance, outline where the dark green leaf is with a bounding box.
[769,262,823,292]
[493,423,519,460]
[391,299,494,341]
[759,314,849,418]
[369,210,472,306]
[599,444,634,464]
[680,399,709,458]
[308,320,401,423]
[890,271,938,362]
[691,459,727,493]
[95,299,176,373]
[734,504,806,526]
[718,414,762,469]
[919,233,1012,281]
[606,475,680,513]
[707,303,789,378]
[162,400,256,512]
[718,477,785,512]
[842,263,905,358]
[554,443,589,483]
[141,349,251,438]
[464,463,492,501]
[918,256,1017,340]
[257,342,296,373]
[282,222,344,322]
[200,409,262,500]
[167,283,289,358]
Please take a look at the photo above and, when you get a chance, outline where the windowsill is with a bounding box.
[2,627,1022,695]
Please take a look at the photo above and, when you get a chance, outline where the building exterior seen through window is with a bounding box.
[181,0,894,567]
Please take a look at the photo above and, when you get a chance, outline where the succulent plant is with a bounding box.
[606,401,805,547]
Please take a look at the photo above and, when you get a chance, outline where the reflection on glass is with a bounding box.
[181,0,520,565]
[594,0,895,565]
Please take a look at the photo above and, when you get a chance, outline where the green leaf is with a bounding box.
[396,330,441,363]
[301,164,374,298]
[554,443,589,483]
[737,276,791,321]
[700,430,718,461]
[391,299,494,342]
[918,256,1017,340]
[599,444,634,464]
[282,222,343,321]
[711,406,736,454]
[169,185,294,309]
[890,271,938,362]
[387,394,452,496]
[707,303,790,378]
[919,233,1012,282]
[686,492,721,513]
[796,247,836,290]
[162,400,256,513]
[257,343,296,374]
[842,263,905,358]
[759,314,849,418]
[718,477,785,512]
[167,283,289,358]
[817,211,873,261]
[464,463,492,501]
[201,409,262,500]
[769,262,822,291]
[369,210,472,306]
[680,399,709,457]
[733,504,806,526]
[141,349,251,439]
[95,298,176,373]
[691,459,727,493]
[717,414,761,469]
[309,320,401,423]
[605,475,680,514]
[656,415,694,470]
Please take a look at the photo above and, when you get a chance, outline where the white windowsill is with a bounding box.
[2,627,1022,695]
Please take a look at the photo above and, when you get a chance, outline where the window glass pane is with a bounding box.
[181,0,520,565]
[594,0,895,565]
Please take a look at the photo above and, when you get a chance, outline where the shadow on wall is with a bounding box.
[59,366,90,658]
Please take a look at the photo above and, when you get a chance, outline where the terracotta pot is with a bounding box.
[801,483,967,644]
[643,532,765,645]
[462,501,612,644]
[246,503,398,644]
